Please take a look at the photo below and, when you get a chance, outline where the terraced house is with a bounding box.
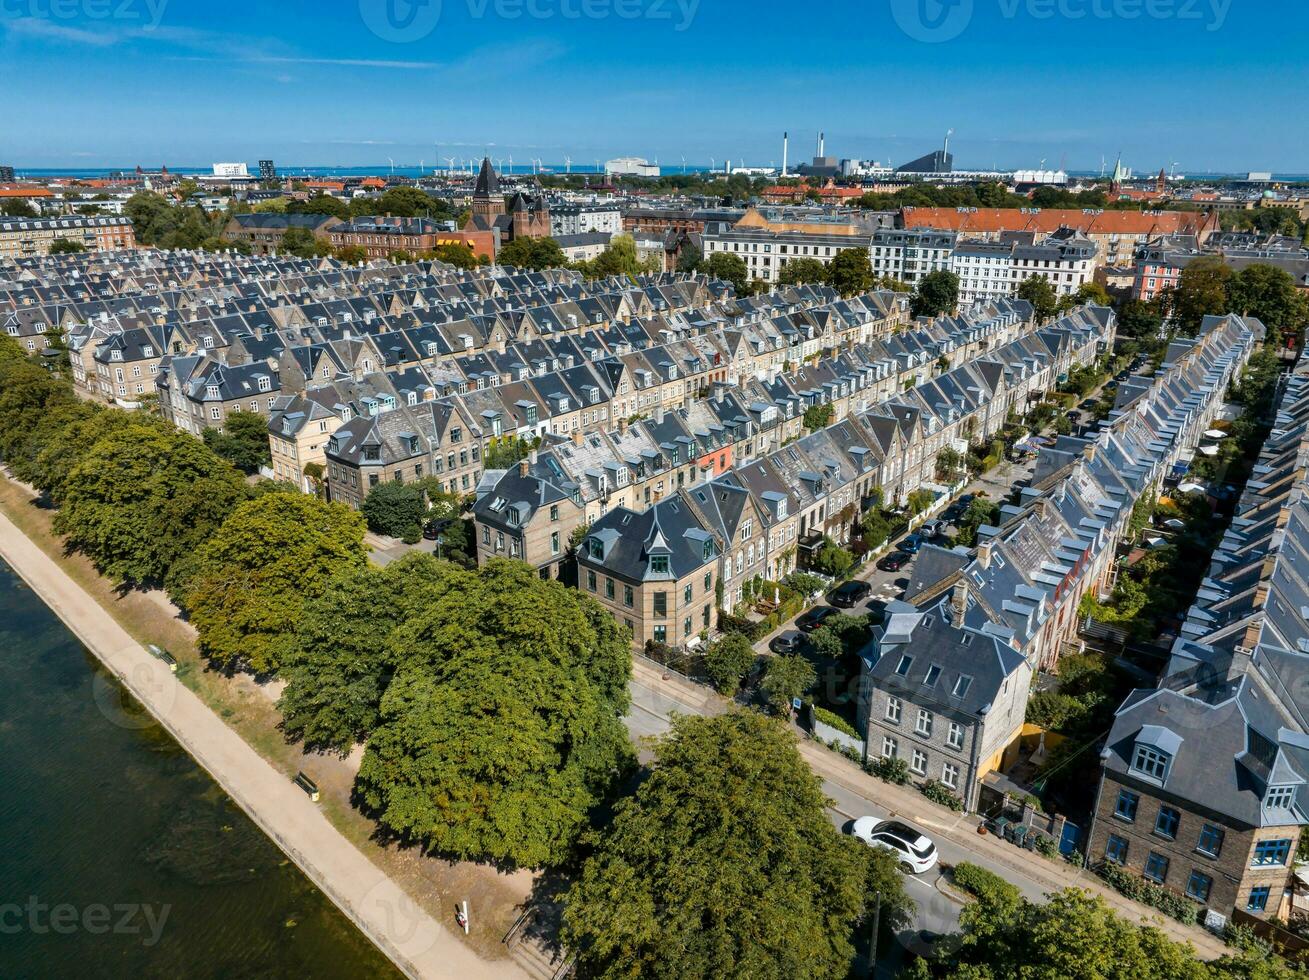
[1088,343,1309,928]
[859,312,1261,813]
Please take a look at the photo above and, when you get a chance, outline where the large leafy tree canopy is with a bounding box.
[202,409,273,473]
[185,490,367,673]
[354,560,633,868]
[912,270,961,319]
[563,711,906,980]
[54,421,248,586]
[910,887,1297,980]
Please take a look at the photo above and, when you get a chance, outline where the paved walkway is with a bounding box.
[0,510,523,980]
[629,659,1231,960]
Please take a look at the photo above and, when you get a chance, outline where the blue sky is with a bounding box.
[0,0,1304,173]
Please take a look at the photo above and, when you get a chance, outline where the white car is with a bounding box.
[850,816,939,874]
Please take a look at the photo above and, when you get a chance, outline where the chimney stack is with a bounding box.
[572,430,584,446]
[518,457,530,477]
[782,132,788,177]
[618,417,628,436]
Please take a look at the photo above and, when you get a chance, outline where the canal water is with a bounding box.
[0,560,400,979]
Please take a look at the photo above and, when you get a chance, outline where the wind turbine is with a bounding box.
[565,155,571,174]
[388,157,395,175]
[445,157,456,173]
[680,155,686,174]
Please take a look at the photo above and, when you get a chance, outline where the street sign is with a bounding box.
[792,697,803,711]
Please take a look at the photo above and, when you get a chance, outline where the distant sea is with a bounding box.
[11,165,1308,183]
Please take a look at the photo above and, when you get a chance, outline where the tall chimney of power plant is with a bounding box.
[819,131,825,157]
[782,132,788,176]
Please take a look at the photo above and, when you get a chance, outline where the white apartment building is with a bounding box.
[951,233,1098,306]
[869,228,958,285]
[702,221,872,285]
[550,204,623,237]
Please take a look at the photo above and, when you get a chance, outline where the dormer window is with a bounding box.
[363,445,381,462]
[525,405,538,425]
[650,555,670,575]
[206,385,220,399]
[895,655,913,676]
[702,540,713,562]
[507,506,522,525]
[257,376,271,392]
[1266,785,1296,810]
[587,538,603,561]
[1131,744,1170,783]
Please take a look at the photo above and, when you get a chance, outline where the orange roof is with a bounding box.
[0,186,55,198]
[360,177,386,188]
[901,206,1207,237]
[306,180,345,191]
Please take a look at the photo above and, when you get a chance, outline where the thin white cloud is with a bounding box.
[238,55,441,70]
[1,17,117,46]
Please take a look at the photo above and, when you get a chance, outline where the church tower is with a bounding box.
[472,157,505,222]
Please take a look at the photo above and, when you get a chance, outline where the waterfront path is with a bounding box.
[0,509,524,980]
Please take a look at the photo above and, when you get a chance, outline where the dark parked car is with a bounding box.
[423,518,452,540]
[829,580,872,608]
[796,606,841,632]
[877,552,910,572]
[770,631,807,654]
[900,533,924,554]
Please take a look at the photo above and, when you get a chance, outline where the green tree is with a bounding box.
[55,422,247,585]
[1116,298,1164,342]
[186,490,367,673]
[562,712,906,980]
[1,199,38,218]
[704,252,750,293]
[859,508,891,548]
[361,481,425,539]
[762,654,816,714]
[376,186,450,219]
[201,410,271,473]
[1072,280,1111,307]
[703,632,757,694]
[911,270,961,318]
[429,242,481,269]
[1227,262,1309,348]
[675,243,703,273]
[826,248,875,296]
[48,238,86,254]
[354,560,634,867]
[1172,255,1232,336]
[583,234,657,279]
[913,886,1287,980]
[289,194,348,219]
[497,235,567,270]
[279,225,331,258]
[1017,275,1059,321]
[777,256,829,286]
[279,553,457,752]
[803,402,834,431]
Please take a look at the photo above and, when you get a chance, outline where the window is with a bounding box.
[653,592,667,617]
[911,749,928,775]
[650,555,670,575]
[947,722,964,750]
[549,505,559,522]
[586,570,597,592]
[924,665,941,686]
[1154,806,1180,840]
[1266,785,1296,810]
[653,625,666,645]
[941,763,959,789]
[1247,887,1271,912]
[1186,871,1212,903]
[1114,789,1139,822]
[1143,852,1169,884]
[882,737,897,758]
[684,584,693,604]
[704,572,712,593]
[1196,824,1223,858]
[895,655,913,676]
[605,578,615,600]
[916,709,933,737]
[1105,834,1129,865]
[623,585,634,608]
[885,697,901,724]
[1252,839,1292,867]
[952,675,972,698]
[551,531,560,556]
[1131,744,1170,782]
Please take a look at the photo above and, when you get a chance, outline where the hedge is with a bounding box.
[952,862,1021,906]
[812,706,860,739]
[920,779,965,812]
[1098,862,1199,925]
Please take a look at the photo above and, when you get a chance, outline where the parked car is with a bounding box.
[900,533,924,554]
[796,606,841,633]
[770,631,807,654]
[920,519,944,539]
[877,552,910,572]
[829,580,872,608]
[849,817,939,874]
[423,518,451,541]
